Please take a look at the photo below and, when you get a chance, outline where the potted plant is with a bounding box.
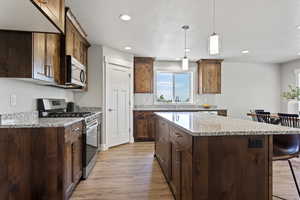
[282,85,300,114]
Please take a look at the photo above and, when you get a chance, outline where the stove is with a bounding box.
[37,98,100,179]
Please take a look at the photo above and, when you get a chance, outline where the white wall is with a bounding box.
[216,62,281,119]
[134,61,281,119]
[0,79,74,114]
[279,59,300,112]
[74,45,103,107]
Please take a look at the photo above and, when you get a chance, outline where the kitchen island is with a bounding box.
[154,112,300,200]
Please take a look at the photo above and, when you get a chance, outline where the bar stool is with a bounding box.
[274,113,300,199]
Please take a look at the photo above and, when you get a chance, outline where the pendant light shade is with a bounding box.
[182,56,189,71]
[209,32,220,55]
[182,25,189,70]
[208,0,221,55]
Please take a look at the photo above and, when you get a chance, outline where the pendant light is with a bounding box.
[182,25,189,70]
[209,0,220,55]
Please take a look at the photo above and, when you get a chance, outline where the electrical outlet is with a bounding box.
[10,94,17,106]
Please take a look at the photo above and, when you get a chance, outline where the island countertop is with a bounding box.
[154,112,300,136]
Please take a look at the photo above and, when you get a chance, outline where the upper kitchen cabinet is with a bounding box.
[59,8,90,90]
[31,0,65,33]
[0,30,61,84]
[197,59,223,94]
[0,0,65,33]
[134,57,154,93]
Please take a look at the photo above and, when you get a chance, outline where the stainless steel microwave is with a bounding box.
[66,55,87,88]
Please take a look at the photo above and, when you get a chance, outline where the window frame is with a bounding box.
[154,70,194,104]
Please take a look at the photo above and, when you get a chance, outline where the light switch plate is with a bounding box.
[10,94,17,106]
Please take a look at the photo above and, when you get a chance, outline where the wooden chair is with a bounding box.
[274,113,300,198]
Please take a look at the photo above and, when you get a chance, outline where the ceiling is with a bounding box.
[66,0,300,64]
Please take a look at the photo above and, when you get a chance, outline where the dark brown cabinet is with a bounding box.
[33,32,61,83]
[155,116,271,200]
[65,9,89,66]
[31,0,65,33]
[0,30,61,84]
[134,111,156,141]
[198,59,223,94]
[0,121,83,200]
[134,57,154,93]
[64,122,83,199]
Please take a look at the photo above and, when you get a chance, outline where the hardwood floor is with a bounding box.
[71,142,300,200]
[71,142,173,200]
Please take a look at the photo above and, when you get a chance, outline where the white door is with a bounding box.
[107,64,131,147]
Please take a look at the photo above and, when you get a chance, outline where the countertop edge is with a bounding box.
[154,113,300,137]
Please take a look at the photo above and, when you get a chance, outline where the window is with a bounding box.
[156,72,192,103]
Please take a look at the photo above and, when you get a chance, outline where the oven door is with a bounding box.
[85,121,98,166]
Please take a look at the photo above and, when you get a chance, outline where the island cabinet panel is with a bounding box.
[31,0,65,33]
[193,136,271,200]
[197,59,223,94]
[155,118,171,180]
[155,116,272,200]
[134,57,154,93]
[0,121,83,200]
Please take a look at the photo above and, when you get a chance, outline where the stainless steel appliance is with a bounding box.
[37,98,101,179]
[66,56,87,88]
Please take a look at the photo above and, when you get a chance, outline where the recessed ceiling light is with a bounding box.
[241,50,250,54]
[119,14,131,21]
[185,48,191,52]
[124,46,132,50]
[297,25,300,29]
[297,52,300,55]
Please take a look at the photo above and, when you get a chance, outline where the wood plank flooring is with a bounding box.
[71,142,300,200]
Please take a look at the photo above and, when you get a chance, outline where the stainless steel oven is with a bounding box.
[83,116,99,179]
[66,55,87,88]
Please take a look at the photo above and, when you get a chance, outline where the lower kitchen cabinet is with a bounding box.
[134,111,156,141]
[0,121,83,200]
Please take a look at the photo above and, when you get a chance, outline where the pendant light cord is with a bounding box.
[184,29,187,57]
[213,0,216,33]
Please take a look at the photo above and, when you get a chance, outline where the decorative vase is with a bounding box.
[287,99,299,114]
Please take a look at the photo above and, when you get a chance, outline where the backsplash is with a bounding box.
[134,93,217,106]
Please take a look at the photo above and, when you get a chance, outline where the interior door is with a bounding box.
[107,64,131,147]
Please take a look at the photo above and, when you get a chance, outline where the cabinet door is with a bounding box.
[72,134,83,184]
[32,0,65,32]
[170,144,181,200]
[134,57,154,93]
[147,113,156,140]
[198,59,222,94]
[156,119,171,180]
[33,33,47,80]
[64,140,74,198]
[65,19,75,56]
[134,112,149,140]
[73,33,81,61]
[46,34,60,83]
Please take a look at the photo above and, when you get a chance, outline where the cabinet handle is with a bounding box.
[37,0,48,4]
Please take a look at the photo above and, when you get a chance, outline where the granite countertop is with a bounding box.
[155,112,300,136]
[0,117,84,128]
[134,105,226,111]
